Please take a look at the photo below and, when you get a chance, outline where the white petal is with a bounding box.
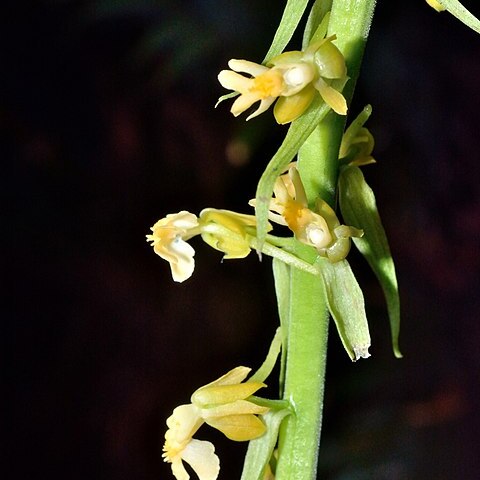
[169,211,199,230]
[165,404,203,444]
[218,70,251,94]
[152,211,198,231]
[182,439,220,480]
[228,59,268,76]
[168,238,196,283]
[246,97,276,121]
[171,458,190,480]
[231,93,261,117]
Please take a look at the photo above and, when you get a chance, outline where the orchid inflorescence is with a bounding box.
[143,0,480,475]
[147,5,405,477]
[148,105,397,478]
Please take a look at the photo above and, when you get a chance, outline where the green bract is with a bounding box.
[318,257,371,361]
[339,165,402,358]
[433,0,480,34]
[240,409,291,480]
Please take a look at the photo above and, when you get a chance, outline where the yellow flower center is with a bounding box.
[282,200,306,233]
[251,70,285,98]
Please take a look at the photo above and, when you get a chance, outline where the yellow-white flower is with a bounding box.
[251,164,333,250]
[218,36,348,124]
[218,59,316,122]
[163,404,219,480]
[147,209,267,282]
[199,209,259,259]
[251,164,362,262]
[163,367,269,480]
[146,211,199,282]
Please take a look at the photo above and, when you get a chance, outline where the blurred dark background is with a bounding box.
[6,1,480,479]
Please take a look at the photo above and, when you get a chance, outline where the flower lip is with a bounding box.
[146,211,199,283]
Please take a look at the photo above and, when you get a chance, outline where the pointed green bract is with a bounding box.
[240,409,291,480]
[250,327,283,384]
[272,258,291,395]
[262,0,310,63]
[318,258,371,361]
[436,0,480,34]
[339,166,402,358]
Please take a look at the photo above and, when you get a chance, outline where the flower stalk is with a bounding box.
[274,1,378,479]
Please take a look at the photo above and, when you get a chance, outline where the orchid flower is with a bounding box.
[163,367,269,480]
[251,164,362,262]
[218,35,348,124]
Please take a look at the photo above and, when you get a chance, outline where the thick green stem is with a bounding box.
[275,1,377,479]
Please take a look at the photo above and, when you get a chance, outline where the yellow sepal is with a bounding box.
[273,85,316,124]
[192,382,266,407]
[200,399,269,419]
[204,414,267,441]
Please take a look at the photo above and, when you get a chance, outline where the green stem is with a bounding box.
[275,2,377,479]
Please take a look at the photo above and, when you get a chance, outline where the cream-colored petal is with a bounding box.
[168,237,196,283]
[314,78,347,115]
[231,93,261,117]
[200,399,269,418]
[218,70,251,94]
[204,414,267,441]
[288,166,308,206]
[181,439,220,480]
[165,404,203,446]
[228,59,268,76]
[268,211,288,226]
[151,211,198,231]
[246,97,276,121]
[272,176,291,205]
[171,457,190,480]
[170,211,200,230]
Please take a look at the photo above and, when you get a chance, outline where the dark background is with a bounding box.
[6,1,480,479]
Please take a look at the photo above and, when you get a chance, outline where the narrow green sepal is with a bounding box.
[215,91,239,108]
[339,166,402,358]
[318,257,371,361]
[250,327,283,384]
[436,0,480,35]
[240,409,292,480]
